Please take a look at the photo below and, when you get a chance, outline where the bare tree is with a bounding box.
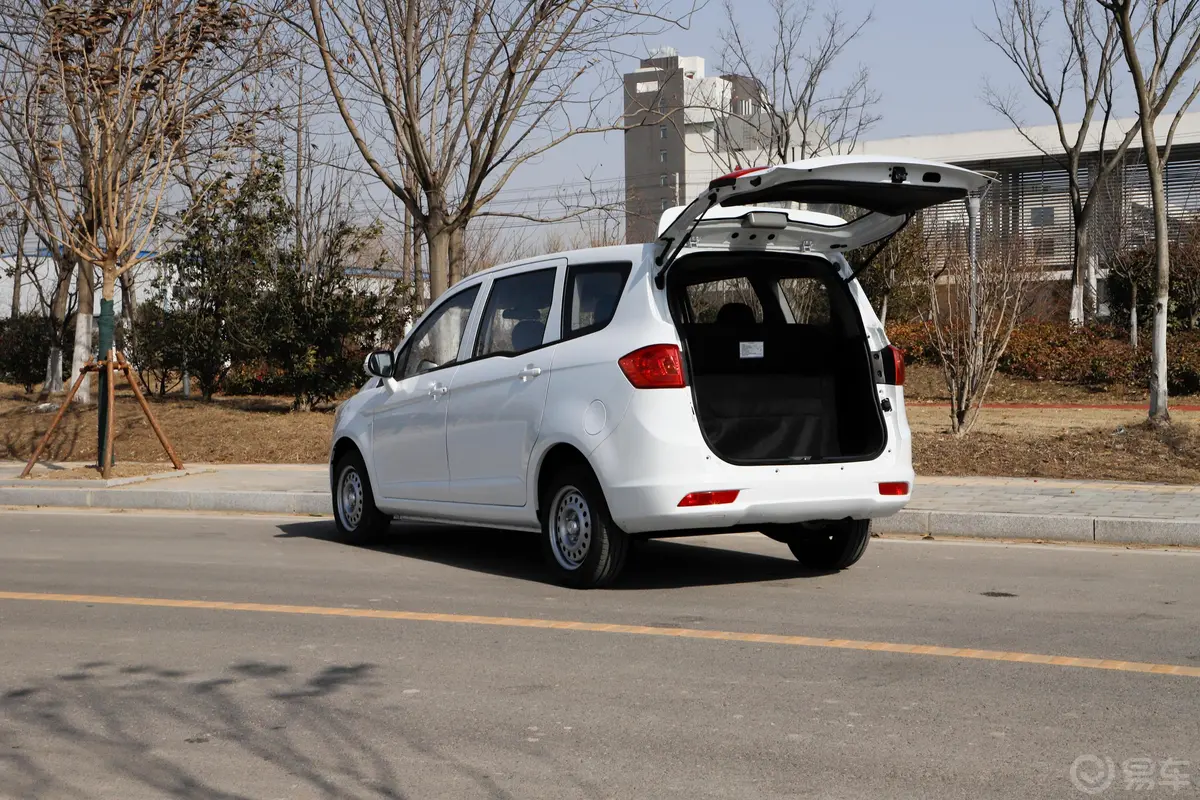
[690,0,879,173]
[305,0,692,302]
[982,0,1141,325]
[0,0,275,454]
[1097,0,1200,423]
[924,230,1037,436]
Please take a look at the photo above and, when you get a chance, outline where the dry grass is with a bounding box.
[6,376,1200,484]
[1,383,334,465]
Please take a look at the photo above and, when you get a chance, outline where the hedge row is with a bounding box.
[887,322,1200,395]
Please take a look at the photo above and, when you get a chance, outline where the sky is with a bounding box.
[490,0,1130,221]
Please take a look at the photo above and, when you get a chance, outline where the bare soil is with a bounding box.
[6,375,1200,484]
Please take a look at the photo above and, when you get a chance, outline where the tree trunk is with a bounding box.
[1142,141,1170,422]
[1069,223,1088,325]
[10,215,27,317]
[97,268,118,468]
[70,262,95,404]
[41,256,74,397]
[426,222,451,302]
[449,225,465,286]
[1130,283,1139,349]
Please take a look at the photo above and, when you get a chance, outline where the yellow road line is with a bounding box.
[2,589,1198,679]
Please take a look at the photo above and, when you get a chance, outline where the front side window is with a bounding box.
[564,263,630,338]
[400,285,480,378]
[475,268,557,357]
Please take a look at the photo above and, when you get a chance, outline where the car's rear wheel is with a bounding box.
[332,449,391,545]
[772,519,871,571]
[540,465,629,588]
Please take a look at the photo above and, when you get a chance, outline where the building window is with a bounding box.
[636,80,659,94]
[659,125,668,139]
[1030,206,1055,227]
[660,174,670,187]
[659,150,667,164]
[658,96,667,112]
[661,199,669,211]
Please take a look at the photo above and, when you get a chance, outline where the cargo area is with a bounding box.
[668,253,887,464]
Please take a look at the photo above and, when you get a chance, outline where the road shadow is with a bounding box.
[0,658,529,799]
[275,520,822,590]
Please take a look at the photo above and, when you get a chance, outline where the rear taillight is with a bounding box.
[879,482,910,496]
[618,344,686,389]
[678,490,740,507]
[881,344,905,386]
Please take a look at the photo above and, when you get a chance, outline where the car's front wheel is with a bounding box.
[769,519,871,571]
[540,465,629,588]
[332,449,391,545]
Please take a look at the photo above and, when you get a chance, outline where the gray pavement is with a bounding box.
[3,461,1200,546]
[1,509,1198,799]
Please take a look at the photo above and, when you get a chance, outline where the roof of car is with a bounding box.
[469,243,647,280]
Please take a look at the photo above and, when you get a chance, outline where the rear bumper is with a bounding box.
[587,388,913,535]
[598,472,913,534]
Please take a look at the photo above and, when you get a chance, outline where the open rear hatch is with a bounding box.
[654,155,993,284]
[658,155,992,465]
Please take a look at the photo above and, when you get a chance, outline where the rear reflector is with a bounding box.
[678,490,740,507]
[878,482,910,496]
[618,344,686,389]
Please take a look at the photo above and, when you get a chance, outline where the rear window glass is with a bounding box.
[685,277,763,323]
[476,268,557,357]
[778,277,831,325]
[565,263,630,337]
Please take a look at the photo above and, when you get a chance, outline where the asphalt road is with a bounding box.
[1,510,1199,800]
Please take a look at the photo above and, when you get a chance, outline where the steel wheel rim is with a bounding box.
[549,485,592,570]
[338,467,364,529]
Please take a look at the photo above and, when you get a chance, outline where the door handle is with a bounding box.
[518,366,543,381]
[428,383,449,398]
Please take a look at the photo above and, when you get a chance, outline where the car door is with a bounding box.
[446,262,564,506]
[370,285,481,502]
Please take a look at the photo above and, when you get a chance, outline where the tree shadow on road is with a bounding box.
[0,658,526,799]
[275,520,823,590]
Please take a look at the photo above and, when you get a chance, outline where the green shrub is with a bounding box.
[0,313,53,393]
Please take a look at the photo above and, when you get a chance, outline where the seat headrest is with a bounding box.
[511,319,545,352]
[714,302,757,326]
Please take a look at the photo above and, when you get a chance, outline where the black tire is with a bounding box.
[332,449,391,545]
[775,519,871,571]
[539,464,629,588]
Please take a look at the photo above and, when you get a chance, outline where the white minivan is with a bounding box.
[330,155,991,587]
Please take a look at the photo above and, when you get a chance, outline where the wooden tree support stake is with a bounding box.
[20,351,184,479]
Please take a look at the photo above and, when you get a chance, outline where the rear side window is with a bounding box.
[564,262,630,338]
[475,268,557,357]
[778,277,831,325]
[685,277,764,324]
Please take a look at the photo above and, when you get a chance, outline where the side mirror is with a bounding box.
[364,349,395,379]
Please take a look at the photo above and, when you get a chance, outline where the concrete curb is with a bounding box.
[0,487,329,516]
[875,509,1200,547]
[3,487,1200,546]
